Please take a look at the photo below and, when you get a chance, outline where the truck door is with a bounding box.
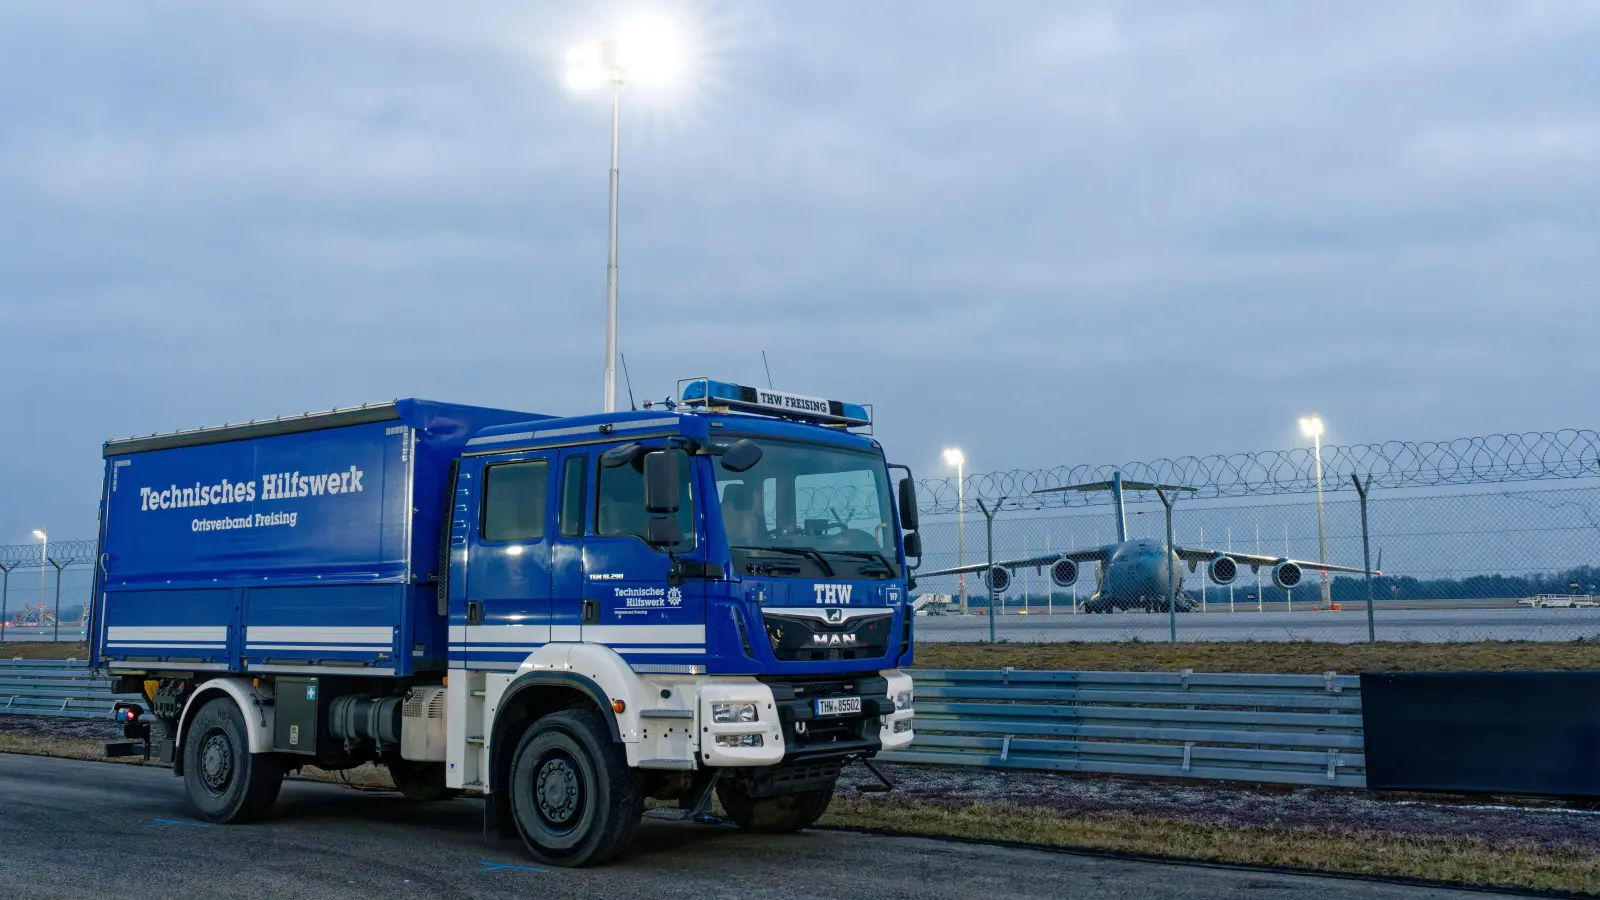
[463,451,555,670]
[580,443,707,667]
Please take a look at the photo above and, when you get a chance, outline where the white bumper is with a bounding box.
[878,669,915,750]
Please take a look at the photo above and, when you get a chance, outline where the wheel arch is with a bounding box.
[174,678,274,774]
[484,673,620,840]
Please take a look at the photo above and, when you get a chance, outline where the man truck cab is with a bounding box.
[93,379,920,866]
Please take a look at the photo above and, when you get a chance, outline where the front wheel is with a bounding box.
[182,696,284,823]
[716,781,835,834]
[508,709,642,867]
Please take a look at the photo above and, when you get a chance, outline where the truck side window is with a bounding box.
[559,455,588,538]
[596,448,694,550]
[482,460,548,542]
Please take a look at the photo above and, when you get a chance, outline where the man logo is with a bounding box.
[825,608,844,624]
[811,633,859,646]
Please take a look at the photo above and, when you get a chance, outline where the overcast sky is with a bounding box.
[4,0,1599,542]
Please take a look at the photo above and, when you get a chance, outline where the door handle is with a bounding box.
[582,599,599,625]
[466,601,484,626]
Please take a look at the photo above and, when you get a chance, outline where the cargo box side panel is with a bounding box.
[242,585,406,675]
[101,589,238,670]
[102,420,411,590]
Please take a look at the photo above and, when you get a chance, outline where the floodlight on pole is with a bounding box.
[564,18,689,414]
[1299,415,1330,605]
[942,448,967,613]
[32,528,47,612]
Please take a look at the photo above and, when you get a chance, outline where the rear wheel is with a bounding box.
[716,781,835,834]
[182,696,283,823]
[508,709,642,867]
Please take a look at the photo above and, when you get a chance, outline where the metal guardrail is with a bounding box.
[1,660,1365,788]
[0,658,138,720]
[879,668,1367,788]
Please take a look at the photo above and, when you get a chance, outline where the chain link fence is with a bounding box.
[0,541,95,645]
[911,482,1600,643]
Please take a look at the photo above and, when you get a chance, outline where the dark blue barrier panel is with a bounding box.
[1361,671,1600,797]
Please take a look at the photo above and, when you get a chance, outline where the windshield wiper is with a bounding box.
[820,549,897,575]
[732,545,835,577]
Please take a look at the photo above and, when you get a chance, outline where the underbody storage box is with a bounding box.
[91,399,548,677]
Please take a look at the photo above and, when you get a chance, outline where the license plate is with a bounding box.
[814,696,862,717]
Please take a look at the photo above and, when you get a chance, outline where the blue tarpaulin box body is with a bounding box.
[90,399,550,677]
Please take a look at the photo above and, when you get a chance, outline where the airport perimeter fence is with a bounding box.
[0,540,94,645]
[905,430,1600,645]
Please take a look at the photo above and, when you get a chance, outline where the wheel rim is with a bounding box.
[533,751,584,832]
[198,727,234,797]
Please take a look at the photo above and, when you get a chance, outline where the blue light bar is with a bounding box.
[679,379,871,427]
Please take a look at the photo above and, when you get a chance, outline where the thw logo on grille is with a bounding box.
[813,584,853,605]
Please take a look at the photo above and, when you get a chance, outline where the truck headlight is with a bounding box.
[712,702,758,724]
[894,717,914,734]
[893,690,913,710]
[714,733,764,748]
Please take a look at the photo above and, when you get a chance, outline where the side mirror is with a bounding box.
[601,442,642,468]
[643,450,680,514]
[644,516,684,547]
[719,439,763,473]
[898,477,920,531]
[902,532,923,559]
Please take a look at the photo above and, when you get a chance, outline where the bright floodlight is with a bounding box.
[32,529,46,540]
[565,16,687,92]
[1299,415,1325,438]
[942,448,965,467]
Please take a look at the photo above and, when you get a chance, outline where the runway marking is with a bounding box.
[476,860,545,874]
[145,818,209,828]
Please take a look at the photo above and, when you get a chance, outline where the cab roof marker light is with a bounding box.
[677,377,872,429]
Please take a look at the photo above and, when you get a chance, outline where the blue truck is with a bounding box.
[90,379,921,865]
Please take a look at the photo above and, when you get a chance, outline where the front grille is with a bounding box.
[763,612,893,662]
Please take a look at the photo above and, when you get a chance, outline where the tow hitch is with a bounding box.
[105,702,152,762]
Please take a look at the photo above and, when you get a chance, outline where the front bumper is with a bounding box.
[694,669,913,767]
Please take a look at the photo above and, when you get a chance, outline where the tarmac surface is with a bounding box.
[915,606,1600,642]
[0,754,1511,900]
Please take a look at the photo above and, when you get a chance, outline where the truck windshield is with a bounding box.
[714,439,898,578]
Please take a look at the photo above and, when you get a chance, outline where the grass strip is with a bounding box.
[914,640,1600,674]
[821,796,1600,895]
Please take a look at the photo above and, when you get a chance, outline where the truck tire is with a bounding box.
[182,696,284,824]
[387,760,461,802]
[508,709,642,867]
[716,782,835,834]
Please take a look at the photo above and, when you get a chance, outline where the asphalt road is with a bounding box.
[916,606,1600,643]
[0,754,1512,900]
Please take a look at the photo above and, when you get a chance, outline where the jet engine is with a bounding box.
[1050,558,1079,588]
[1271,561,1303,590]
[982,565,1011,593]
[1208,554,1238,586]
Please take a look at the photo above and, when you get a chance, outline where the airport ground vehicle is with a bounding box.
[1519,594,1599,609]
[90,380,920,865]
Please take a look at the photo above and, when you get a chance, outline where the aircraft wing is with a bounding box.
[920,546,1109,579]
[1176,547,1378,576]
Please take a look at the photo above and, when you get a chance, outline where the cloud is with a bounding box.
[2,0,1599,539]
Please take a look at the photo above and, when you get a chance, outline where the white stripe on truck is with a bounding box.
[245,626,394,645]
[108,626,227,642]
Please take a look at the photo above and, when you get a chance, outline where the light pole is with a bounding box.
[32,529,47,615]
[943,448,966,613]
[565,23,685,413]
[1299,415,1330,606]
